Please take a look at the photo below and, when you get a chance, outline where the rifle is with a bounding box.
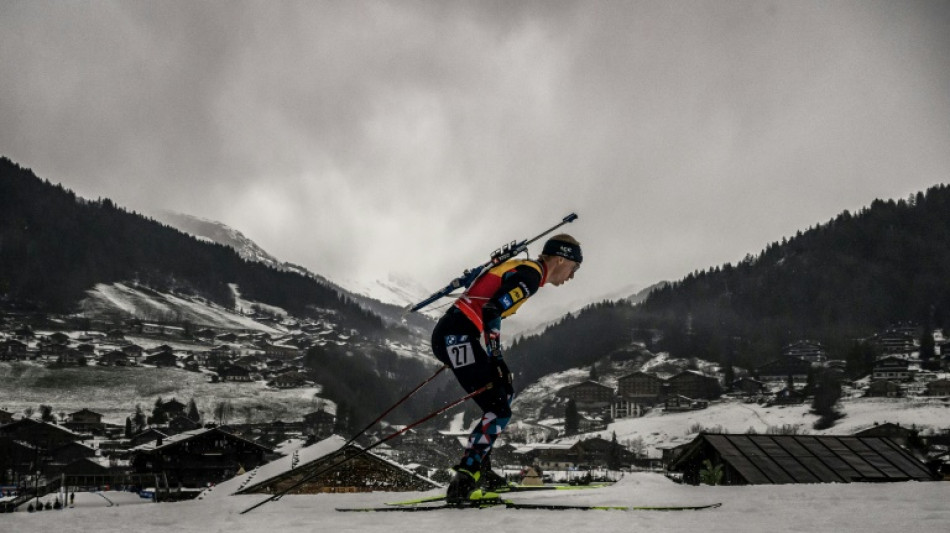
[408,213,578,313]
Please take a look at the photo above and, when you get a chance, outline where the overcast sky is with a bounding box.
[3,1,950,316]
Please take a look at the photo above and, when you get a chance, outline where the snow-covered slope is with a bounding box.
[6,471,949,532]
[79,282,283,333]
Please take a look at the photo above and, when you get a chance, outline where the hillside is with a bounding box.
[509,185,950,374]
[0,157,384,335]
[149,210,434,334]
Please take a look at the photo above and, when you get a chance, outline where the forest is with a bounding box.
[0,157,384,334]
[508,184,950,377]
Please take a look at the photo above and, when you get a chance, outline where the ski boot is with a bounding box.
[445,468,480,506]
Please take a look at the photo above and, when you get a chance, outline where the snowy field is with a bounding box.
[4,473,948,533]
[0,362,325,424]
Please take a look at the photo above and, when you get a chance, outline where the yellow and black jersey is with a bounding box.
[454,259,547,333]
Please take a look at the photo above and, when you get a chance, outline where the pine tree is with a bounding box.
[564,399,580,436]
[187,398,201,422]
[124,417,133,438]
[811,371,843,430]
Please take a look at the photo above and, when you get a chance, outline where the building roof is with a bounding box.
[131,427,271,454]
[669,433,934,484]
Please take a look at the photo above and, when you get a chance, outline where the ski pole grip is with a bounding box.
[564,213,578,223]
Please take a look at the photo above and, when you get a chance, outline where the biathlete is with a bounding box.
[430,234,582,504]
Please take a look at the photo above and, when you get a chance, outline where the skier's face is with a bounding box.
[548,258,579,286]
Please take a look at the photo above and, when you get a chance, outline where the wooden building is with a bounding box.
[555,381,614,407]
[232,435,438,495]
[131,427,272,488]
[617,371,665,405]
[0,418,81,448]
[872,356,911,382]
[756,357,812,384]
[667,371,721,400]
[925,378,950,396]
[63,408,105,433]
[668,433,935,485]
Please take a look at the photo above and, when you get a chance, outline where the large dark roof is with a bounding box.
[671,434,934,484]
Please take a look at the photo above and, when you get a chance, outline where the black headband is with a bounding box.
[542,239,583,263]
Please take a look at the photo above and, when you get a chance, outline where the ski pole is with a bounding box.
[342,364,447,449]
[239,382,493,515]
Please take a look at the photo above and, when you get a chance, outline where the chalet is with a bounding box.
[853,423,919,449]
[167,415,202,434]
[0,418,82,448]
[56,349,87,367]
[121,343,144,360]
[100,350,131,366]
[925,379,950,396]
[142,323,163,335]
[783,340,827,364]
[76,343,97,356]
[14,325,35,339]
[609,397,645,419]
[617,371,665,405]
[872,356,911,382]
[302,410,335,438]
[229,435,438,495]
[732,377,765,396]
[0,437,40,480]
[144,351,178,368]
[0,409,14,425]
[870,328,917,355]
[264,342,300,360]
[131,427,272,488]
[664,394,708,412]
[756,357,812,384]
[769,387,807,405]
[219,364,254,382]
[555,381,614,407]
[0,339,28,360]
[106,329,126,342]
[49,440,97,466]
[129,428,168,448]
[667,370,721,400]
[49,332,71,345]
[668,433,936,485]
[147,344,174,356]
[269,372,311,389]
[64,408,104,433]
[155,399,188,420]
[865,380,903,398]
[537,437,634,469]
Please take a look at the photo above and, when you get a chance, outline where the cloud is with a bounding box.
[2,0,949,313]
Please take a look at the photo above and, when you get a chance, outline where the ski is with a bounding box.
[504,501,723,512]
[337,498,506,512]
[385,484,610,506]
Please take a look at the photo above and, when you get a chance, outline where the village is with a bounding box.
[2,314,950,515]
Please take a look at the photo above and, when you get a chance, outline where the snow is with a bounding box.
[587,397,950,457]
[80,283,283,333]
[5,472,949,532]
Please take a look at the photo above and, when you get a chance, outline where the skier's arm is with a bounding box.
[481,265,543,356]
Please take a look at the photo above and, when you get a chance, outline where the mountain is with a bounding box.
[148,210,434,335]
[508,185,950,379]
[149,211,289,272]
[0,157,457,427]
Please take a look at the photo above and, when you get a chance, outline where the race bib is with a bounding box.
[447,342,475,369]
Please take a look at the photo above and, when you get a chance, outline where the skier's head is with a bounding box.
[540,234,582,286]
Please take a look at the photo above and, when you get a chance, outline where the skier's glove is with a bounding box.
[484,329,503,359]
